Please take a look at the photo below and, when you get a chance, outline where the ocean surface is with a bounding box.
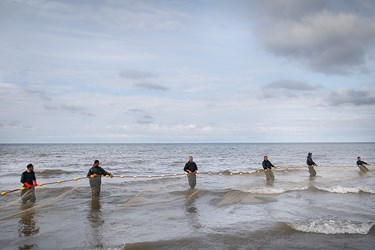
[0,143,374,250]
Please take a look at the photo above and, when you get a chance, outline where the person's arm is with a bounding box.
[33,172,37,186]
[192,163,198,173]
[87,168,92,177]
[100,167,113,177]
[20,172,25,184]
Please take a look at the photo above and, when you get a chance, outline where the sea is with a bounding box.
[0,143,374,250]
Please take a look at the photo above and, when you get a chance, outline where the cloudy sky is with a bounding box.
[1,0,374,143]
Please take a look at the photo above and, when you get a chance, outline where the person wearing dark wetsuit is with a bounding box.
[20,163,37,202]
[87,160,113,196]
[262,155,275,181]
[307,152,317,177]
[184,156,198,189]
[356,156,369,173]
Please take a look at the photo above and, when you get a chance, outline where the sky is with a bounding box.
[0,0,375,143]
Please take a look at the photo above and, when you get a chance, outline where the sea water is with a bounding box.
[0,143,374,249]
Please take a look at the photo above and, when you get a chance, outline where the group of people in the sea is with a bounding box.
[19,154,371,201]
[261,153,370,182]
[262,152,318,182]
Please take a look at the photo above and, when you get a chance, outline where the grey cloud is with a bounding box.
[80,112,96,117]
[44,104,96,116]
[0,121,34,129]
[137,115,153,124]
[1,0,188,32]
[265,80,321,91]
[43,105,59,110]
[252,0,375,75]
[263,80,321,99]
[128,109,145,113]
[61,104,84,112]
[24,89,53,102]
[329,89,375,106]
[119,70,157,80]
[134,82,169,91]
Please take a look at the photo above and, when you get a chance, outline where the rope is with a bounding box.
[1,177,86,196]
[1,164,370,197]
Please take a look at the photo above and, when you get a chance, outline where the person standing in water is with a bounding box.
[20,164,37,202]
[262,155,275,181]
[184,156,198,189]
[356,156,369,173]
[307,152,317,177]
[87,160,113,196]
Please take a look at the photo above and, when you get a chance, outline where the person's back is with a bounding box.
[262,156,274,181]
[306,153,317,177]
[356,156,369,173]
[87,160,113,196]
[356,157,367,166]
[307,157,314,166]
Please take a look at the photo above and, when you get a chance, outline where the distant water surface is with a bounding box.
[0,143,374,249]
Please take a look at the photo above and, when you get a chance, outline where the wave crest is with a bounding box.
[314,185,375,194]
[288,220,374,234]
[36,169,71,176]
[243,186,309,195]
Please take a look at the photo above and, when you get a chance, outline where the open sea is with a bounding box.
[0,143,374,250]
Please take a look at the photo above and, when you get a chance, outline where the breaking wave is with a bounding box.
[242,186,309,195]
[288,220,374,234]
[314,185,375,194]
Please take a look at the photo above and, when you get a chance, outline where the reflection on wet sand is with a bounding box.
[185,189,202,229]
[18,202,39,250]
[87,196,104,248]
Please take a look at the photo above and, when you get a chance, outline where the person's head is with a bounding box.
[26,163,34,172]
[357,156,361,160]
[308,152,312,157]
[264,155,268,160]
[188,156,193,162]
[93,160,100,167]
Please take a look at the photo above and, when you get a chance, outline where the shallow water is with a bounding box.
[0,143,374,249]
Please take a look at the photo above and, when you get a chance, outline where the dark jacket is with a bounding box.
[262,160,275,170]
[87,166,111,177]
[184,161,198,173]
[357,160,367,166]
[307,156,316,166]
[20,171,36,186]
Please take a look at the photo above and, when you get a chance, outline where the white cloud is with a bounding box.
[0,1,374,142]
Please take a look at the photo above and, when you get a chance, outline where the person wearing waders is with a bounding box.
[20,164,37,203]
[307,152,317,177]
[87,160,113,196]
[356,156,369,173]
[262,156,275,181]
[184,156,198,189]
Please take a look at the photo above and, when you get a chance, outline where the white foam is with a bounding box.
[315,185,375,194]
[288,220,374,234]
[244,186,309,194]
